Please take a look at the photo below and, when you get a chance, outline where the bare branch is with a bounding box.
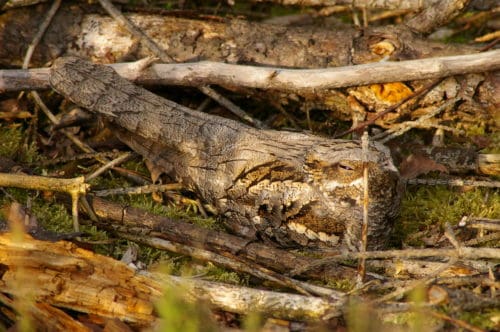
[1,50,498,93]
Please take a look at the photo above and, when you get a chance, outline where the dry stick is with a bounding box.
[464,231,500,246]
[148,272,345,322]
[97,0,261,128]
[372,223,466,305]
[198,85,264,128]
[39,151,125,166]
[427,310,486,332]
[93,183,183,196]
[374,256,459,304]
[21,0,61,70]
[357,131,369,281]
[292,247,500,275]
[115,51,498,90]
[3,50,500,93]
[117,231,343,298]
[374,97,460,143]
[85,152,132,181]
[0,173,89,231]
[406,178,500,188]
[460,218,500,232]
[30,92,94,153]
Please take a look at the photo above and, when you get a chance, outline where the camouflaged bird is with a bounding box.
[50,57,402,251]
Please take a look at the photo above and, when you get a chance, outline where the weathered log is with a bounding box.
[0,232,345,325]
[86,196,356,280]
[0,2,478,68]
[50,57,402,251]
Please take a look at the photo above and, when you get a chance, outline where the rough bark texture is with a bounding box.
[50,57,402,251]
[0,232,343,324]
[87,197,357,279]
[0,233,160,327]
[0,2,478,68]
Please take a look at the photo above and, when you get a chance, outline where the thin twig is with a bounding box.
[357,131,369,281]
[21,0,61,70]
[373,257,458,303]
[374,97,460,143]
[459,217,500,232]
[198,86,264,128]
[38,151,125,166]
[97,0,261,128]
[427,310,486,332]
[85,152,132,181]
[93,183,183,197]
[406,178,500,188]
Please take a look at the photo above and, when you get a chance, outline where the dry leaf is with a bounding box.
[400,153,448,179]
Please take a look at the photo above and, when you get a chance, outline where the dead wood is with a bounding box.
[0,2,496,131]
[85,196,356,281]
[0,232,346,325]
[0,232,161,327]
[0,2,480,68]
[257,0,472,34]
[2,50,499,92]
[404,0,471,34]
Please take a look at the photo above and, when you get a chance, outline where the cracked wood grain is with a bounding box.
[50,56,402,251]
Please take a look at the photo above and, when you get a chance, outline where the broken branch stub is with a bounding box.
[50,57,402,251]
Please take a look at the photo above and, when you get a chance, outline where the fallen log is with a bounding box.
[85,196,356,281]
[50,56,402,251]
[0,232,346,327]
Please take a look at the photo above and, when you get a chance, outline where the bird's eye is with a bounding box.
[338,163,354,171]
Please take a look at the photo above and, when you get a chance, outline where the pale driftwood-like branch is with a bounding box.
[0,172,88,195]
[1,50,498,93]
[156,273,346,321]
[0,172,89,231]
[117,232,343,298]
[111,50,500,90]
[294,246,500,275]
[0,232,345,324]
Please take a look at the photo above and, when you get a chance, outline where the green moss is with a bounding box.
[396,186,499,246]
[458,308,499,330]
[0,124,40,164]
[325,278,355,292]
[203,263,249,285]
